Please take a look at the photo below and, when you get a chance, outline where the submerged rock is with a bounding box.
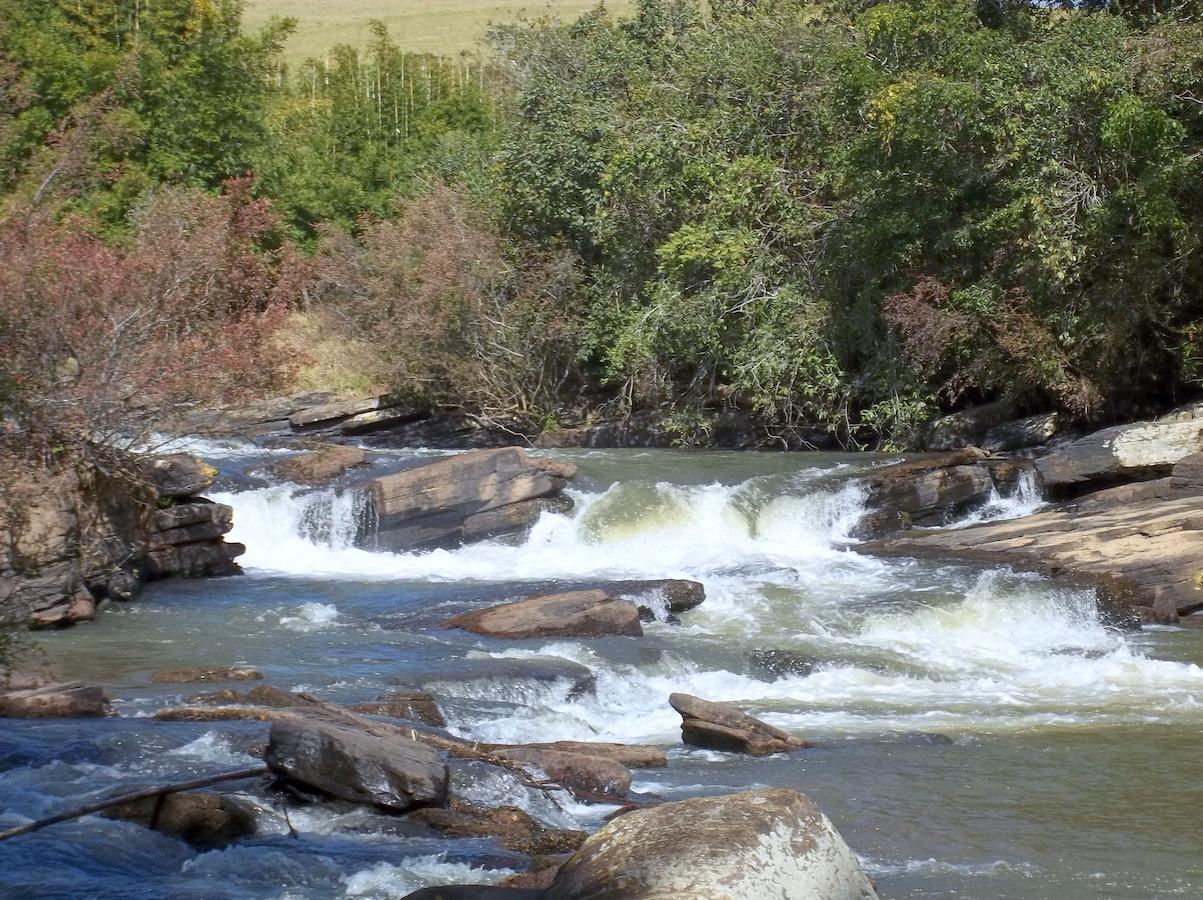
[543,788,878,899]
[0,680,109,717]
[749,649,818,678]
[264,715,448,812]
[444,590,643,640]
[670,692,808,756]
[406,800,586,856]
[369,446,576,550]
[601,579,706,621]
[350,691,446,726]
[102,791,256,847]
[486,741,667,769]
[151,666,263,684]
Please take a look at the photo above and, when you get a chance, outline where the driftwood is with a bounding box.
[0,766,268,842]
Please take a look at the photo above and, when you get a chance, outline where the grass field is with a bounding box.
[243,0,634,61]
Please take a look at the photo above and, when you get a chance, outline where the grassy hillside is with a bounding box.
[243,0,633,60]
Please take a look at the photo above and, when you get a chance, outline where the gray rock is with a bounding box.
[922,400,1015,450]
[982,412,1060,452]
[544,788,877,899]
[144,454,217,498]
[265,716,448,812]
[368,447,576,551]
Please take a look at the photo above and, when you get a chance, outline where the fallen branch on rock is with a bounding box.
[0,766,268,842]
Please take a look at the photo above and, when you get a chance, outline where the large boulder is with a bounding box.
[544,788,877,899]
[102,791,256,847]
[1036,402,1203,489]
[922,400,1015,450]
[859,450,994,524]
[444,590,643,640]
[670,693,808,756]
[367,447,576,550]
[0,680,110,717]
[265,715,448,812]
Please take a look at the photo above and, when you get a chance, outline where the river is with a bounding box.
[2,444,1201,898]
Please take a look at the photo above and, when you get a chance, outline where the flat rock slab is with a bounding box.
[863,474,1203,620]
[544,788,878,899]
[670,693,808,756]
[445,590,643,639]
[265,715,448,812]
[152,666,263,684]
[486,741,667,769]
[269,445,369,485]
[0,681,109,717]
[369,447,576,550]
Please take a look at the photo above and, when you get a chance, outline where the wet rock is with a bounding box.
[544,787,877,899]
[102,791,256,847]
[369,447,576,551]
[487,741,666,769]
[269,445,369,485]
[143,453,218,498]
[494,748,632,802]
[461,495,575,542]
[0,680,110,717]
[445,590,643,640]
[406,801,586,855]
[29,585,97,628]
[142,539,245,579]
[350,691,446,726]
[922,400,1015,451]
[861,451,994,524]
[848,508,912,541]
[152,666,263,684]
[670,693,809,756]
[982,412,1060,453]
[749,649,818,679]
[600,579,706,621]
[1036,401,1203,489]
[500,866,561,890]
[265,715,448,812]
[184,688,246,705]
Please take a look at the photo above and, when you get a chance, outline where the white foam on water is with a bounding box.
[271,602,341,631]
[342,858,515,899]
[945,468,1044,527]
[168,732,258,767]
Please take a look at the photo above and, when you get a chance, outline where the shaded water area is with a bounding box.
[3,445,1202,898]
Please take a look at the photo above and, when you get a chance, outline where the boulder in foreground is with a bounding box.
[670,692,808,756]
[445,590,643,639]
[265,715,448,812]
[544,788,877,899]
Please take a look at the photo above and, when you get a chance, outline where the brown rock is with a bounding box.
[154,706,294,722]
[102,791,256,847]
[849,508,912,541]
[269,445,369,485]
[350,691,445,726]
[147,502,233,549]
[152,666,263,684]
[144,454,218,498]
[445,590,642,640]
[407,802,586,856]
[0,681,109,717]
[494,748,632,801]
[487,741,667,769]
[501,866,561,890]
[670,693,808,756]
[142,540,245,578]
[29,586,96,628]
[861,453,994,524]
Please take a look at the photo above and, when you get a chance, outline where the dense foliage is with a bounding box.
[3,0,1203,448]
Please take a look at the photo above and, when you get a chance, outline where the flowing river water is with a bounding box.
[2,444,1202,899]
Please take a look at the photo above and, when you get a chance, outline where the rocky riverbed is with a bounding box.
[2,398,1203,898]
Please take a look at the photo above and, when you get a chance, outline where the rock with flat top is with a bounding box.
[486,741,666,769]
[152,666,262,684]
[265,715,448,812]
[269,445,369,485]
[670,693,809,756]
[1036,402,1203,489]
[0,681,109,717]
[544,788,877,899]
[445,590,642,640]
[368,447,576,550]
[350,691,446,726]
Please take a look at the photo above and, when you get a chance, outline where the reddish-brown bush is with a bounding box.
[0,180,297,458]
[303,182,581,427]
